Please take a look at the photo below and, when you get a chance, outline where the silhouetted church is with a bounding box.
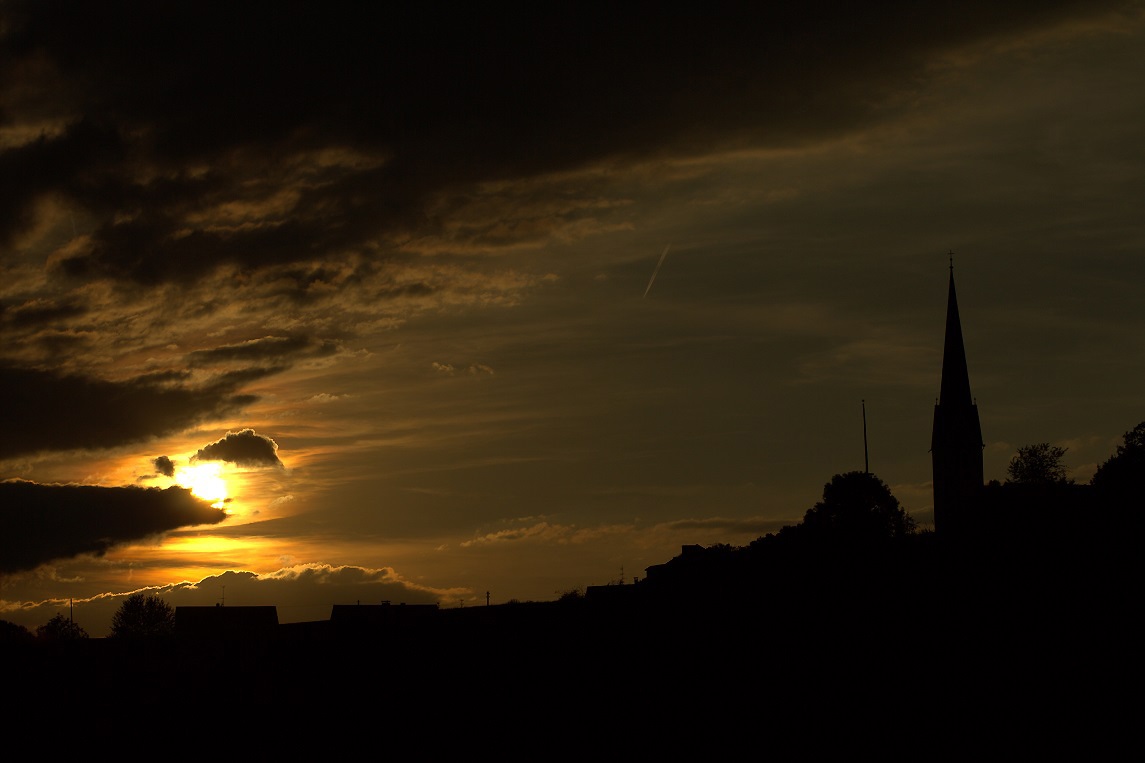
[931,258,984,536]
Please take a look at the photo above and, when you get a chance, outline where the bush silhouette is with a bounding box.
[36,613,89,641]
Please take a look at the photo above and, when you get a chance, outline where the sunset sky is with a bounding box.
[3,1,1144,637]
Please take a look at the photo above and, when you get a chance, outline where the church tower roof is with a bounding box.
[931,255,984,536]
[939,261,974,409]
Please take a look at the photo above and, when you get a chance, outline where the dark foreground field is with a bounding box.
[7,549,1129,758]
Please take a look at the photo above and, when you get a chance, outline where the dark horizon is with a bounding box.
[3,2,1144,661]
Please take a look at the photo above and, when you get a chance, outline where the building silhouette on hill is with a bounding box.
[930,256,984,536]
[175,604,278,640]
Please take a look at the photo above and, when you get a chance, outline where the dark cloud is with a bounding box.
[193,429,284,469]
[1,297,87,329]
[0,479,226,574]
[187,335,341,367]
[2,1,1130,285]
[0,364,263,461]
[58,214,336,285]
[0,118,124,246]
[153,456,175,478]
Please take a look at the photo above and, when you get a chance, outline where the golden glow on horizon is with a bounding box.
[161,535,251,555]
[100,535,287,574]
[175,462,228,507]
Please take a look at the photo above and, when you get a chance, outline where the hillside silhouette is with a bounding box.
[2,263,1135,752]
[2,441,1135,754]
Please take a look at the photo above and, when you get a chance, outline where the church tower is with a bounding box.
[931,257,984,536]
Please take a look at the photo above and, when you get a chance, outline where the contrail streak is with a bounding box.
[643,244,671,299]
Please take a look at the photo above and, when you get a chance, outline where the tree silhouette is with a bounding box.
[800,471,915,540]
[1006,443,1070,485]
[109,592,176,640]
[0,619,34,644]
[36,613,89,641]
[1090,421,1145,511]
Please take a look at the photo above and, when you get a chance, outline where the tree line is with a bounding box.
[3,419,1141,642]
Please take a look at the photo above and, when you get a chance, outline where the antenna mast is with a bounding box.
[862,399,869,474]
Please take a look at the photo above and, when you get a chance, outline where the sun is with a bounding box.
[175,462,229,507]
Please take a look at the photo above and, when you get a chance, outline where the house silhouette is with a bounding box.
[174,604,279,640]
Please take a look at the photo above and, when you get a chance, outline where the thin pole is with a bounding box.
[862,400,869,474]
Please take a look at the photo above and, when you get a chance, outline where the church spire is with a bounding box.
[931,255,984,536]
[939,255,973,409]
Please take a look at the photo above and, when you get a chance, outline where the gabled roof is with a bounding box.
[175,605,279,638]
